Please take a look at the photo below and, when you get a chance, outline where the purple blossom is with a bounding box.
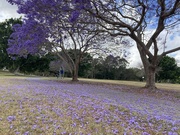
[112,129,119,134]
[142,132,150,135]
[32,124,38,129]
[23,131,29,135]
[69,11,80,22]
[61,131,67,134]
[6,0,91,57]
[7,19,49,57]
[1,77,180,134]
[168,131,178,135]
[10,124,13,129]
[7,115,16,122]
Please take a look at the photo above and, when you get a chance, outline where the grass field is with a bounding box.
[78,78,180,91]
[44,77,180,92]
[0,71,180,134]
[1,70,180,91]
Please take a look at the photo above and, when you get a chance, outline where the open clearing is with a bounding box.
[0,74,180,134]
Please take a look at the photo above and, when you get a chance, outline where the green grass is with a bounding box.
[0,70,14,76]
[78,78,180,91]
[46,77,180,92]
[1,70,179,91]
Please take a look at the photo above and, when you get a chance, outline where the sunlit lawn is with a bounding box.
[0,72,180,134]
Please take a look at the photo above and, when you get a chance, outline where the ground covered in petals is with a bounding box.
[0,77,179,135]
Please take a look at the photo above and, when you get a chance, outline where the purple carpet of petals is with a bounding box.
[0,77,179,135]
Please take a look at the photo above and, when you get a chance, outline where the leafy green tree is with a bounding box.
[78,53,93,78]
[176,67,180,83]
[92,55,128,80]
[91,57,104,79]
[0,18,22,69]
[19,54,52,74]
[157,56,180,83]
[123,68,142,81]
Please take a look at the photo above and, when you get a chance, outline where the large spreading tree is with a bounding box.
[7,0,117,81]
[77,0,180,89]
[6,1,68,76]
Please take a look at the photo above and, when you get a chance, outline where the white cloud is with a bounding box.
[174,53,180,67]
[0,0,22,22]
[127,43,142,68]
[162,28,180,66]
[159,27,180,52]
[127,26,180,68]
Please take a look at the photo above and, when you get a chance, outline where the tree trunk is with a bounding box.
[144,66,157,90]
[14,66,20,75]
[72,62,79,81]
[135,30,157,90]
[72,70,78,81]
[138,50,157,90]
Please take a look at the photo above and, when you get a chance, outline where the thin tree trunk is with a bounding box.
[72,70,78,81]
[72,62,79,81]
[14,66,20,75]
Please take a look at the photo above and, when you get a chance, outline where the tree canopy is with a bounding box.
[0,18,22,69]
[157,56,180,83]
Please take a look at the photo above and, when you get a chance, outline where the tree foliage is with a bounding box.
[90,55,130,80]
[0,18,22,69]
[18,54,52,74]
[157,56,180,83]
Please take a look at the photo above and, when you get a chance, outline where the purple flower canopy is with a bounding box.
[6,0,91,57]
[7,19,49,57]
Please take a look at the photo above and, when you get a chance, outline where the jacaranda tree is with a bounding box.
[76,0,180,89]
[7,0,117,81]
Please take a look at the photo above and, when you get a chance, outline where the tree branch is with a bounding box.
[162,47,180,56]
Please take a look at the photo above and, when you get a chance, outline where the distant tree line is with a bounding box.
[2,50,179,83]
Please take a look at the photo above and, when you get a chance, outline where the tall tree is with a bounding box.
[19,54,52,74]
[0,18,22,69]
[75,0,180,89]
[7,0,113,81]
[92,55,128,79]
[157,56,180,83]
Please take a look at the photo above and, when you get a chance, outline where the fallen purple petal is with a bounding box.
[0,77,179,134]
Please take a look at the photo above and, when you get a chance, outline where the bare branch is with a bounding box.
[162,47,180,56]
